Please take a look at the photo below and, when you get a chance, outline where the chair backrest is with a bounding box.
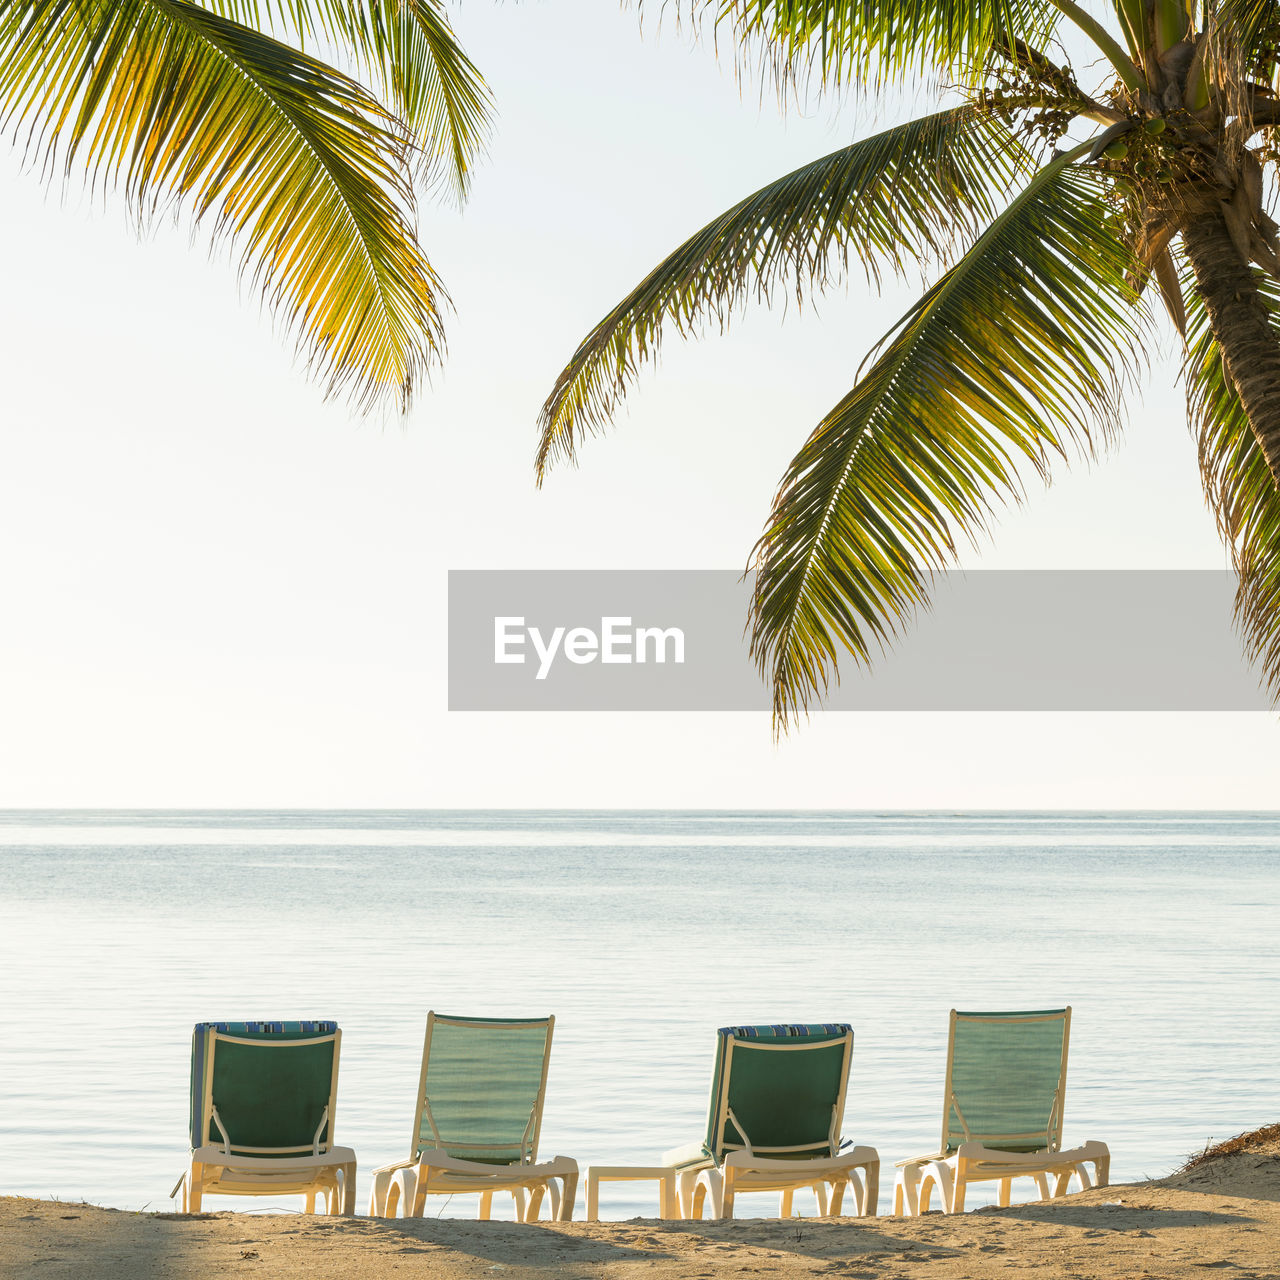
[940,1008,1071,1155]
[701,1023,854,1165]
[189,1021,341,1156]
[411,1013,555,1166]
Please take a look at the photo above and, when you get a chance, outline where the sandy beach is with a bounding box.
[5,1130,1279,1280]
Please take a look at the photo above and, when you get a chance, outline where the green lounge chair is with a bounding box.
[665,1023,879,1219]
[893,1008,1110,1215]
[369,1012,579,1221]
[173,1020,357,1213]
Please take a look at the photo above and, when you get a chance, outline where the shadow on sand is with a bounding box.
[973,1195,1254,1231]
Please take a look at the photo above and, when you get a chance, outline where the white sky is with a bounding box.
[0,1,1277,808]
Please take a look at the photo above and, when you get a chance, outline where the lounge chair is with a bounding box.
[893,1007,1110,1215]
[369,1012,579,1221]
[665,1023,880,1220]
[173,1020,356,1213]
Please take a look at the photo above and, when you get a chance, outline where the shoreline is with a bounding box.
[6,1137,1280,1280]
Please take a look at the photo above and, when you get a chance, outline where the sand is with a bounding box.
[5,1133,1280,1280]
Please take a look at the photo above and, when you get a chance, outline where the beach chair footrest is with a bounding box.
[586,1165,679,1220]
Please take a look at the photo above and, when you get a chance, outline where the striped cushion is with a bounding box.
[720,1023,851,1039]
[197,1021,338,1035]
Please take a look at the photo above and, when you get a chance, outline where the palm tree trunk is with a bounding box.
[1184,211,1280,489]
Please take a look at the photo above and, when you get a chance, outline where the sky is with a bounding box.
[1,1,1278,808]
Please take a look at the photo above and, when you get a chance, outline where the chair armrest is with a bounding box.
[723,1148,879,1174]
[416,1151,578,1178]
[954,1140,1109,1167]
[661,1140,713,1171]
[191,1145,356,1172]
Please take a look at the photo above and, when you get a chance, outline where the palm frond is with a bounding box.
[1,0,447,412]
[537,105,1033,480]
[202,0,492,196]
[749,148,1146,730]
[1209,0,1280,70]
[1185,266,1280,699]
[695,0,1061,91]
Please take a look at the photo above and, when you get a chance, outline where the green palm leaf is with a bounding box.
[1185,268,1280,699]
[537,105,1032,479]
[205,0,491,196]
[696,0,1060,89]
[1,0,446,412]
[749,147,1146,729]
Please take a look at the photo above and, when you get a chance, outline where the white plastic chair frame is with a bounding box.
[175,1029,357,1214]
[893,1009,1110,1216]
[369,1012,579,1222]
[679,1032,880,1220]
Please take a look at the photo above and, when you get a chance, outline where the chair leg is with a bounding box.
[186,1164,204,1213]
[478,1191,494,1221]
[559,1171,578,1222]
[1094,1151,1111,1188]
[998,1178,1011,1207]
[369,1168,394,1216]
[812,1181,829,1216]
[407,1166,430,1217]
[547,1179,564,1222]
[677,1169,700,1220]
[524,1186,545,1222]
[894,1166,919,1217]
[918,1175,934,1214]
[659,1172,677,1220]
[717,1169,733,1221]
[385,1175,405,1218]
[779,1189,794,1218]
[691,1172,721,1218]
[340,1164,356,1215]
[828,1176,848,1217]
[1032,1173,1050,1201]
[862,1163,879,1218]
[918,1163,952,1214]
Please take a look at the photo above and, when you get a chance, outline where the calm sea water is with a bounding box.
[0,810,1277,1220]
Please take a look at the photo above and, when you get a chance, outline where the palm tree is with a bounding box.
[537,0,1280,728]
[0,0,490,412]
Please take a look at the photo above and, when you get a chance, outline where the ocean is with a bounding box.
[0,809,1276,1219]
